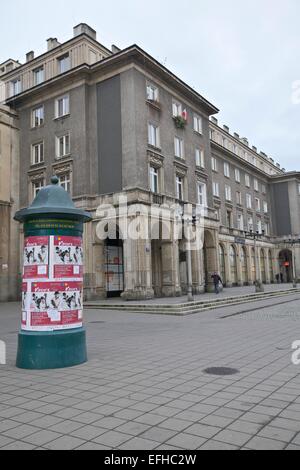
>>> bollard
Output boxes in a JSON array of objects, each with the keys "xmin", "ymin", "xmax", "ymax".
[{"xmin": 14, "ymin": 176, "xmax": 92, "ymax": 370}]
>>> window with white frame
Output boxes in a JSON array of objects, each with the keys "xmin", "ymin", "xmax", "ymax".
[
  {"xmin": 222, "ymin": 137, "xmax": 228, "ymax": 149},
  {"xmin": 254, "ymin": 178, "xmax": 259, "ymax": 191},
  {"xmin": 224, "ymin": 162, "xmax": 230, "ymax": 178},
  {"xmin": 263, "ymin": 201, "xmax": 268, "ymax": 213},
  {"xmin": 33, "ymin": 67, "xmax": 44, "ymax": 86},
  {"xmin": 150, "ymin": 166, "xmax": 159, "ymax": 193},
  {"xmin": 264, "ymin": 221, "xmax": 270, "ymax": 235},
  {"xmin": 31, "ymin": 106, "xmax": 44, "ymax": 128},
  {"xmin": 213, "ymin": 182, "xmax": 220, "ymax": 197},
  {"xmin": 211, "ymin": 157, "xmax": 218, "ymax": 172},
  {"xmin": 146, "ymin": 83, "xmax": 159, "ymax": 102},
  {"xmin": 10, "ymin": 78, "xmax": 22, "ymax": 96},
  {"xmin": 193, "ymin": 114, "xmax": 202, "ymax": 134},
  {"xmin": 195, "ymin": 148, "xmax": 204, "ymax": 168},
  {"xmin": 56, "ymin": 134, "xmax": 70, "ymax": 158},
  {"xmin": 248, "ymin": 216, "xmax": 253, "ymax": 231},
  {"xmin": 237, "ymin": 213, "xmax": 244, "ymax": 231},
  {"xmin": 58, "ymin": 54, "xmax": 70, "ymax": 74},
  {"xmin": 174, "ymin": 136, "xmax": 184, "ymax": 159},
  {"xmin": 55, "ymin": 95, "xmax": 69, "ymax": 118},
  {"xmin": 246, "ymin": 193, "xmax": 252, "ymax": 209},
  {"xmin": 176, "ymin": 175, "xmax": 184, "ymax": 201},
  {"xmin": 262, "ymin": 184, "xmax": 266, "ymax": 194},
  {"xmin": 148, "ymin": 123, "xmax": 160, "ymax": 148},
  {"xmin": 197, "ymin": 182, "xmax": 207, "ymax": 207},
  {"xmin": 31, "ymin": 142, "xmax": 44, "ymax": 165},
  {"xmin": 32, "ymin": 179, "xmax": 44, "ymax": 198},
  {"xmin": 236, "ymin": 191, "xmax": 242, "ymax": 205},
  {"xmin": 245, "ymin": 174, "xmax": 250, "ymax": 187},
  {"xmin": 58, "ymin": 173, "xmax": 71, "ymax": 193},
  {"xmin": 235, "ymin": 169, "xmax": 241, "ymax": 183},
  {"xmin": 172, "ymin": 101, "xmax": 182, "ymax": 117},
  {"xmin": 225, "ymin": 185, "xmax": 232, "ymax": 201},
  {"xmin": 255, "ymin": 197, "xmax": 261, "ymax": 212}
]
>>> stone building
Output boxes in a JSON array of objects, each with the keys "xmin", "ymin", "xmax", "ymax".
[
  {"xmin": 1, "ymin": 23, "xmax": 299, "ymax": 301},
  {"xmin": 0, "ymin": 105, "xmax": 20, "ymax": 301}
]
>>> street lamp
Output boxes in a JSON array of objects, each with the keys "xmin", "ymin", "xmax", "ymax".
[
  {"xmin": 244, "ymin": 229, "xmax": 265, "ymax": 293},
  {"xmin": 283, "ymin": 237, "xmax": 300, "ymax": 288}
]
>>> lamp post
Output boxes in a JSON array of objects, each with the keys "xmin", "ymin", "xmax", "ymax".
[
  {"xmin": 244, "ymin": 229, "xmax": 265, "ymax": 293},
  {"xmin": 283, "ymin": 237, "xmax": 300, "ymax": 288}
]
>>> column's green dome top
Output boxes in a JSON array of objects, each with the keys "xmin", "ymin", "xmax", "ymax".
[{"xmin": 14, "ymin": 176, "xmax": 92, "ymax": 223}]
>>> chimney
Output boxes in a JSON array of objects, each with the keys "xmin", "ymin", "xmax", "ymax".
[
  {"xmin": 233, "ymin": 132, "xmax": 240, "ymax": 139},
  {"xmin": 252, "ymin": 146, "xmax": 257, "ymax": 152},
  {"xmin": 111, "ymin": 45, "xmax": 121, "ymax": 54},
  {"xmin": 223, "ymin": 125, "xmax": 230, "ymax": 133},
  {"xmin": 73, "ymin": 23, "xmax": 97, "ymax": 40},
  {"xmin": 241, "ymin": 137, "xmax": 249, "ymax": 146},
  {"xmin": 210, "ymin": 117, "xmax": 218, "ymax": 125},
  {"xmin": 276, "ymin": 163, "xmax": 281, "ymax": 168},
  {"xmin": 47, "ymin": 38, "xmax": 60, "ymax": 51},
  {"xmin": 26, "ymin": 51, "xmax": 34, "ymax": 62}
]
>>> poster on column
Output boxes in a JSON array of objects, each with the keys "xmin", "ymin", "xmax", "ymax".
[
  {"xmin": 24, "ymin": 281, "xmax": 83, "ymax": 332},
  {"xmin": 21, "ymin": 282, "xmax": 28, "ymax": 327},
  {"xmin": 52, "ymin": 236, "xmax": 83, "ymax": 279},
  {"xmin": 23, "ymin": 236, "xmax": 49, "ymax": 279}
]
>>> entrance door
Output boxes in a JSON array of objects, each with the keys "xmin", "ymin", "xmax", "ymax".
[{"xmin": 105, "ymin": 239, "xmax": 124, "ymax": 298}]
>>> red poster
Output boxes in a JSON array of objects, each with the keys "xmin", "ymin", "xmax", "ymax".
[
  {"xmin": 53, "ymin": 236, "xmax": 83, "ymax": 279},
  {"xmin": 23, "ymin": 236, "xmax": 49, "ymax": 279},
  {"xmin": 26, "ymin": 281, "xmax": 83, "ymax": 331},
  {"xmin": 21, "ymin": 282, "xmax": 28, "ymax": 326}
]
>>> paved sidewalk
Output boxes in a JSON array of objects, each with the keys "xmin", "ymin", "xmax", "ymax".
[{"xmin": 1, "ymin": 294, "xmax": 300, "ymax": 450}]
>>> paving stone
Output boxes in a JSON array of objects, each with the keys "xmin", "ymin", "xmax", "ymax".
[
  {"xmin": 258, "ymin": 426, "xmax": 297, "ymax": 443},
  {"xmin": 185, "ymin": 423, "xmax": 222, "ymax": 439},
  {"xmin": 93, "ymin": 430, "xmax": 132, "ymax": 447},
  {"xmin": 213, "ymin": 429, "xmax": 252, "ymax": 447},
  {"xmin": 118, "ymin": 437, "xmax": 160, "ymax": 450},
  {"xmin": 23, "ymin": 430, "xmax": 63, "ymax": 446},
  {"xmin": 159, "ymin": 418, "xmax": 192, "ymax": 432},
  {"xmin": 44, "ymin": 435, "xmax": 87, "ymax": 450},
  {"xmin": 245, "ymin": 436, "xmax": 286, "ymax": 450},
  {"xmin": 165, "ymin": 433, "xmax": 206, "ymax": 450}
]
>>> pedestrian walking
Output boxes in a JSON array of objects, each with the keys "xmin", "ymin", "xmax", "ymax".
[{"xmin": 211, "ymin": 272, "xmax": 223, "ymax": 294}]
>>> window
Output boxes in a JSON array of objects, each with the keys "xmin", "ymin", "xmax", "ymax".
[
  {"xmin": 255, "ymin": 197, "xmax": 261, "ymax": 212},
  {"xmin": 148, "ymin": 123, "xmax": 160, "ymax": 148},
  {"xmin": 248, "ymin": 216, "xmax": 253, "ymax": 231},
  {"xmin": 31, "ymin": 142, "xmax": 44, "ymax": 165},
  {"xmin": 55, "ymin": 95, "xmax": 69, "ymax": 118},
  {"xmin": 213, "ymin": 182, "xmax": 220, "ymax": 197},
  {"xmin": 195, "ymin": 148, "xmax": 204, "ymax": 168},
  {"xmin": 236, "ymin": 191, "xmax": 242, "ymax": 205},
  {"xmin": 58, "ymin": 54, "xmax": 70, "ymax": 74},
  {"xmin": 10, "ymin": 78, "xmax": 22, "ymax": 96},
  {"xmin": 31, "ymin": 106, "xmax": 44, "ymax": 128},
  {"xmin": 32, "ymin": 179, "xmax": 44, "ymax": 198},
  {"xmin": 33, "ymin": 67, "xmax": 44, "ymax": 85},
  {"xmin": 222, "ymin": 137, "xmax": 227, "ymax": 149},
  {"xmin": 254, "ymin": 179, "xmax": 259, "ymax": 191},
  {"xmin": 172, "ymin": 101, "xmax": 182, "ymax": 117},
  {"xmin": 264, "ymin": 222, "xmax": 270, "ymax": 235},
  {"xmin": 262, "ymin": 184, "xmax": 266, "ymax": 194},
  {"xmin": 150, "ymin": 166, "xmax": 159, "ymax": 193},
  {"xmin": 226, "ymin": 211, "xmax": 232, "ymax": 228},
  {"xmin": 225, "ymin": 185, "xmax": 232, "ymax": 201},
  {"xmin": 193, "ymin": 114, "xmax": 202, "ymax": 134},
  {"xmin": 211, "ymin": 157, "xmax": 218, "ymax": 172},
  {"xmin": 257, "ymin": 219, "xmax": 262, "ymax": 233},
  {"xmin": 245, "ymin": 174, "xmax": 250, "ymax": 187},
  {"xmin": 58, "ymin": 173, "xmax": 71, "ymax": 193},
  {"xmin": 174, "ymin": 137, "xmax": 184, "ymax": 159},
  {"xmin": 176, "ymin": 175, "xmax": 184, "ymax": 201},
  {"xmin": 224, "ymin": 162, "xmax": 230, "ymax": 178},
  {"xmin": 263, "ymin": 201, "xmax": 268, "ymax": 213},
  {"xmin": 197, "ymin": 182, "xmax": 207, "ymax": 207},
  {"xmin": 246, "ymin": 193, "xmax": 252, "ymax": 209},
  {"xmin": 237, "ymin": 213, "xmax": 244, "ymax": 231},
  {"xmin": 146, "ymin": 83, "xmax": 159, "ymax": 102},
  {"xmin": 235, "ymin": 169, "xmax": 241, "ymax": 183},
  {"xmin": 56, "ymin": 134, "xmax": 70, "ymax": 158}
]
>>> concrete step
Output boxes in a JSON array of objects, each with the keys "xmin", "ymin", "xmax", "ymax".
[{"xmin": 85, "ymin": 288, "xmax": 300, "ymax": 316}]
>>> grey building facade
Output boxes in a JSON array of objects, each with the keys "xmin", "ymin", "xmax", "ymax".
[{"xmin": 1, "ymin": 24, "xmax": 300, "ymax": 300}]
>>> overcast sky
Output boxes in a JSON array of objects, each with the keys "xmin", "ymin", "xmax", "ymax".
[{"xmin": 1, "ymin": 0, "xmax": 299, "ymax": 170}]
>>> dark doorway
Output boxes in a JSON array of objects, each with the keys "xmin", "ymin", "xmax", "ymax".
[{"xmin": 105, "ymin": 234, "xmax": 124, "ymax": 298}]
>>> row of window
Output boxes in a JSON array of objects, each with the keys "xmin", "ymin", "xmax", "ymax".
[
  {"xmin": 148, "ymin": 123, "xmax": 204, "ymax": 167},
  {"xmin": 212, "ymin": 158, "xmax": 266, "ymax": 193},
  {"xmin": 212, "ymin": 182, "xmax": 268, "ymax": 213},
  {"xmin": 224, "ymin": 210, "xmax": 270, "ymax": 235},
  {"xmin": 32, "ymin": 133, "xmax": 70, "ymax": 164},
  {"xmin": 32, "ymin": 173, "xmax": 71, "ymax": 197},
  {"xmin": 32, "ymin": 95, "xmax": 69, "ymax": 128},
  {"xmin": 10, "ymin": 55, "xmax": 70, "ymax": 96}
]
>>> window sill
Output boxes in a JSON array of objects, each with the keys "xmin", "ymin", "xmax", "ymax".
[
  {"xmin": 31, "ymin": 124, "xmax": 45, "ymax": 130},
  {"xmin": 146, "ymin": 100, "xmax": 161, "ymax": 111},
  {"xmin": 53, "ymin": 114, "xmax": 70, "ymax": 122},
  {"xmin": 148, "ymin": 144, "xmax": 161, "ymax": 152},
  {"xmin": 193, "ymin": 130, "xmax": 203, "ymax": 137},
  {"xmin": 30, "ymin": 162, "xmax": 45, "ymax": 168}
]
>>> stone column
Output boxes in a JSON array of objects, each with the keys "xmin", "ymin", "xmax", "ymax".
[
  {"xmin": 224, "ymin": 243, "xmax": 232, "ymax": 287},
  {"xmin": 161, "ymin": 240, "xmax": 181, "ymax": 297},
  {"xmin": 265, "ymin": 248, "xmax": 271, "ymax": 284},
  {"xmin": 192, "ymin": 247, "xmax": 205, "ymax": 294},
  {"xmin": 236, "ymin": 244, "xmax": 243, "ymax": 287}
]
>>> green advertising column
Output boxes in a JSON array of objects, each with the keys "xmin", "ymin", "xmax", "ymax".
[{"xmin": 14, "ymin": 176, "xmax": 92, "ymax": 370}]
